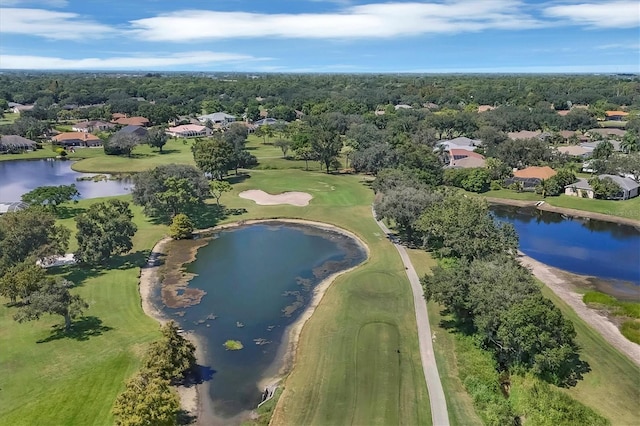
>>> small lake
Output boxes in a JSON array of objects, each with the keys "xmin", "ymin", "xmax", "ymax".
[
  {"xmin": 0, "ymin": 159, "xmax": 131, "ymax": 202},
  {"xmin": 491, "ymin": 205, "xmax": 640, "ymax": 290},
  {"xmin": 157, "ymin": 222, "xmax": 366, "ymax": 421}
]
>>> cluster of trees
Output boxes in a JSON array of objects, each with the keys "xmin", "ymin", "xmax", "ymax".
[
  {"xmin": 414, "ymin": 191, "xmax": 584, "ymax": 386},
  {"xmin": 21, "ymin": 184, "xmax": 79, "ymax": 210},
  {"xmin": 191, "ymin": 123, "xmax": 256, "ymax": 178},
  {"xmin": 112, "ymin": 321, "xmax": 196, "ymax": 426},
  {"xmin": 104, "ymin": 128, "xmax": 168, "ymax": 157},
  {"xmin": 535, "ymin": 169, "xmax": 578, "ymax": 197}
]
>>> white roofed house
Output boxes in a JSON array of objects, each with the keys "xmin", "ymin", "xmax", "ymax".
[
  {"xmin": 71, "ymin": 120, "xmax": 115, "ymax": 133},
  {"xmin": 166, "ymin": 124, "xmax": 212, "ymax": 138},
  {"xmin": 565, "ymin": 175, "xmax": 639, "ymax": 200},
  {"xmin": 198, "ymin": 112, "xmax": 236, "ymax": 127}
]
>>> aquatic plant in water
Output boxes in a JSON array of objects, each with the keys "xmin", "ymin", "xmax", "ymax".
[{"xmin": 224, "ymin": 340, "xmax": 244, "ymax": 350}]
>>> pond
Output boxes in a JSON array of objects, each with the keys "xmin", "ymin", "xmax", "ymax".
[
  {"xmin": 0, "ymin": 159, "xmax": 131, "ymax": 202},
  {"xmin": 156, "ymin": 222, "xmax": 367, "ymax": 422},
  {"xmin": 491, "ymin": 205, "xmax": 640, "ymax": 290}
]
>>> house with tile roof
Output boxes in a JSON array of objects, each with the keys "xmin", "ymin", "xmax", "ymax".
[
  {"xmin": 72, "ymin": 120, "xmax": 115, "ymax": 133},
  {"xmin": 53, "ymin": 132, "xmax": 102, "ymax": 147},
  {"xmin": 565, "ymin": 175, "xmax": 639, "ymax": 200},
  {"xmin": 198, "ymin": 112, "xmax": 236, "ymax": 126},
  {"xmin": 113, "ymin": 116, "xmax": 150, "ymax": 127},
  {"xmin": 505, "ymin": 166, "xmax": 557, "ymax": 190},
  {"xmin": 115, "ymin": 125, "xmax": 148, "ymax": 139},
  {"xmin": 605, "ymin": 111, "xmax": 629, "ymax": 121},
  {"xmin": 0, "ymin": 135, "xmax": 37, "ymax": 152}
]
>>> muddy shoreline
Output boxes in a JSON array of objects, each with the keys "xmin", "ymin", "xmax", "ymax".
[{"xmin": 139, "ymin": 219, "xmax": 369, "ymax": 425}]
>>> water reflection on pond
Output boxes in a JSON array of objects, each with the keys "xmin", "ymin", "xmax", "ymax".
[
  {"xmin": 0, "ymin": 159, "xmax": 131, "ymax": 201},
  {"xmin": 156, "ymin": 222, "xmax": 367, "ymax": 422},
  {"xmin": 490, "ymin": 205, "xmax": 640, "ymax": 286}
]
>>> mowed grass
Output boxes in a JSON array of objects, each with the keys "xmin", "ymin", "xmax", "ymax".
[
  {"xmin": 0, "ymin": 196, "xmax": 167, "ymax": 425},
  {"xmin": 0, "ymin": 171, "xmax": 430, "ymax": 425},
  {"xmin": 222, "ymin": 170, "xmax": 431, "ymax": 425}
]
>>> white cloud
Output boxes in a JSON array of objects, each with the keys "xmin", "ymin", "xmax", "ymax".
[
  {"xmin": 0, "ymin": 51, "xmax": 265, "ymax": 69},
  {"xmin": 0, "ymin": 8, "xmax": 115, "ymax": 40},
  {"xmin": 130, "ymin": 1, "xmax": 543, "ymax": 41},
  {"xmin": 595, "ymin": 43, "xmax": 640, "ymax": 50},
  {"xmin": 544, "ymin": 1, "xmax": 640, "ymax": 28},
  {"xmin": 0, "ymin": 0, "xmax": 68, "ymax": 7}
]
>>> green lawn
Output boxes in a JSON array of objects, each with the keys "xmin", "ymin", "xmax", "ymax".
[
  {"xmin": 0, "ymin": 196, "xmax": 166, "ymax": 425},
  {"xmin": 0, "ymin": 171, "xmax": 431, "ymax": 425},
  {"xmin": 0, "ymin": 112, "xmax": 19, "ymax": 125}
]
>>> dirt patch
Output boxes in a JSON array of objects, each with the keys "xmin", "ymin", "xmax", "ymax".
[
  {"xmin": 239, "ymin": 190, "xmax": 312, "ymax": 206},
  {"xmin": 518, "ymin": 252, "xmax": 640, "ymax": 366}
]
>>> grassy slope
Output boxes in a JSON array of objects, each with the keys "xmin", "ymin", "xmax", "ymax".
[{"xmin": 0, "ymin": 196, "xmax": 166, "ymax": 425}]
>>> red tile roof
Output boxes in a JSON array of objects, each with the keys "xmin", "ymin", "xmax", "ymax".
[
  {"xmin": 449, "ymin": 149, "xmax": 485, "ymax": 159},
  {"xmin": 605, "ymin": 111, "xmax": 628, "ymax": 117},
  {"xmin": 513, "ymin": 166, "xmax": 557, "ymax": 180},
  {"xmin": 53, "ymin": 132, "xmax": 101, "ymax": 142},
  {"xmin": 113, "ymin": 116, "xmax": 150, "ymax": 126}
]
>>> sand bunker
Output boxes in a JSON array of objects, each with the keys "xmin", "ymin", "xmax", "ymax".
[{"xmin": 239, "ymin": 190, "xmax": 312, "ymax": 206}]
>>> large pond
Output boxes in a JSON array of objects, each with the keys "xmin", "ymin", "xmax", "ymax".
[
  {"xmin": 156, "ymin": 222, "xmax": 367, "ymax": 422},
  {"xmin": 0, "ymin": 159, "xmax": 131, "ymax": 202},
  {"xmin": 491, "ymin": 205, "xmax": 640, "ymax": 291}
]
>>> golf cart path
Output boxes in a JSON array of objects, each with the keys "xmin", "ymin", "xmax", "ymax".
[{"xmin": 373, "ymin": 207, "xmax": 450, "ymax": 426}]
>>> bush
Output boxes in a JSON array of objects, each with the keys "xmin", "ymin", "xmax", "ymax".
[
  {"xmin": 490, "ymin": 180, "xmax": 502, "ymax": 191},
  {"xmin": 621, "ymin": 320, "xmax": 640, "ymax": 344},
  {"xmin": 168, "ymin": 214, "xmax": 193, "ymax": 240}
]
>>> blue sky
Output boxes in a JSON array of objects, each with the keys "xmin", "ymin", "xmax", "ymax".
[{"xmin": 0, "ymin": 0, "xmax": 638, "ymax": 72}]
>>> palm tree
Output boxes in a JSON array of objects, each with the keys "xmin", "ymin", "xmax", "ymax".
[{"xmin": 620, "ymin": 131, "xmax": 639, "ymax": 154}]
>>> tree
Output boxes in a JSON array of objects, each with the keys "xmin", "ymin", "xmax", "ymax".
[
  {"xmin": 274, "ymin": 139, "xmax": 291, "ymax": 158},
  {"xmin": 607, "ymin": 152, "xmax": 640, "ymax": 182},
  {"xmin": 156, "ymin": 177, "xmax": 202, "ymax": 218},
  {"xmin": 192, "ymin": 137, "xmax": 234, "ymax": 180},
  {"xmin": 21, "ymin": 184, "xmax": 79, "ymax": 210},
  {"xmin": 417, "ymin": 191, "xmax": 517, "ymax": 260},
  {"xmin": 75, "ymin": 200, "xmax": 137, "ymax": 265},
  {"xmin": 14, "ymin": 278, "xmax": 88, "ymax": 332},
  {"xmin": 592, "ymin": 140, "xmax": 614, "ymax": 160},
  {"xmin": 351, "ymin": 143, "xmax": 398, "ymax": 175},
  {"xmin": 485, "ymin": 157, "xmax": 511, "ymax": 180},
  {"xmin": 461, "ymin": 168, "xmax": 491, "ymax": 193},
  {"xmin": 0, "ymin": 260, "xmax": 46, "ymax": 304},
  {"xmin": 620, "ymin": 130, "xmax": 639, "ymax": 154},
  {"xmin": 132, "ymin": 164, "xmax": 210, "ymax": 219},
  {"xmin": 0, "ymin": 207, "xmax": 70, "ymax": 275},
  {"xmin": 105, "ymin": 133, "xmax": 139, "ymax": 157},
  {"xmin": 143, "ymin": 321, "xmax": 196, "ymax": 383},
  {"xmin": 588, "ymin": 176, "xmax": 622, "ymax": 199},
  {"xmin": 112, "ymin": 372, "xmax": 180, "ymax": 426},
  {"xmin": 374, "ymin": 185, "xmax": 442, "ymax": 242},
  {"xmin": 169, "ymin": 214, "xmax": 194, "ymax": 240},
  {"xmin": 210, "ymin": 180, "xmax": 232, "ymax": 206},
  {"xmin": 145, "ymin": 127, "xmax": 168, "ymax": 153}
]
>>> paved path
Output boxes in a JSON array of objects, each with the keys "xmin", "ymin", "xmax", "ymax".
[{"xmin": 373, "ymin": 207, "xmax": 450, "ymax": 426}]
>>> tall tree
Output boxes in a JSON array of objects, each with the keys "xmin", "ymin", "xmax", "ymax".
[
  {"xmin": 209, "ymin": 180, "xmax": 232, "ymax": 206},
  {"xmin": 14, "ymin": 278, "xmax": 88, "ymax": 332},
  {"xmin": 192, "ymin": 138, "xmax": 234, "ymax": 180},
  {"xmin": 143, "ymin": 321, "xmax": 196, "ymax": 383},
  {"xmin": 0, "ymin": 207, "xmax": 70, "ymax": 275},
  {"xmin": 75, "ymin": 200, "xmax": 137, "ymax": 265},
  {"xmin": 156, "ymin": 177, "xmax": 202, "ymax": 218},
  {"xmin": 112, "ymin": 373, "xmax": 180, "ymax": 426},
  {"xmin": 0, "ymin": 260, "xmax": 46, "ymax": 304},
  {"xmin": 21, "ymin": 184, "xmax": 79, "ymax": 211},
  {"xmin": 145, "ymin": 127, "xmax": 168, "ymax": 153},
  {"xmin": 105, "ymin": 133, "xmax": 139, "ymax": 157}
]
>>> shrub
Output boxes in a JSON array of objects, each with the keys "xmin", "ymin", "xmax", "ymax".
[
  {"xmin": 621, "ymin": 320, "xmax": 640, "ymax": 344},
  {"xmin": 490, "ymin": 180, "xmax": 502, "ymax": 191},
  {"xmin": 168, "ymin": 213, "xmax": 194, "ymax": 240}
]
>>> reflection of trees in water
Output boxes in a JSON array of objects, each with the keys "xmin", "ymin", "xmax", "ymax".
[{"xmin": 581, "ymin": 219, "xmax": 639, "ymax": 241}]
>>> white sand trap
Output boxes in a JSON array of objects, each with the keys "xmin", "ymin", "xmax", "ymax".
[{"xmin": 239, "ymin": 190, "xmax": 312, "ymax": 206}]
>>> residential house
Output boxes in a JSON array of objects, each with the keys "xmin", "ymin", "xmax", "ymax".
[
  {"xmin": 113, "ymin": 116, "xmax": 150, "ymax": 127},
  {"xmin": 446, "ymin": 149, "xmax": 485, "ymax": 166},
  {"xmin": 556, "ymin": 110, "xmax": 571, "ymax": 116},
  {"xmin": 394, "ymin": 104, "xmax": 413, "ymax": 110},
  {"xmin": 557, "ymin": 145, "xmax": 593, "ymax": 158},
  {"xmin": 505, "ymin": 166, "xmax": 557, "ymax": 190},
  {"xmin": 581, "ymin": 140, "xmax": 622, "ymax": 152},
  {"xmin": 507, "ymin": 130, "xmax": 550, "ymax": 141},
  {"xmin": 116, "ymin": 125, "xmax": 148, "ymax": 139},
  {"xmin": 423, "ymin": 102, "xmax": 440, "ymax": 110},
  {"xmin": 253, "ymin": 118, "xmax": 278, "ymax": 127},
  {"xmin": 72, "ymin": 120, "xmax": 115, "ymax": 133},
  {"xmin": 198, "ymin": 112, "xmax": 236, "ymax": 126},
  {"xmin": 449, "ymin": 154, "xmax": 486, "ymax": 168},
  {"xmin": 111, "ymin": 113, "xmax": 127, "ymax": 120},
  {"xmin": 166, "ymin": 124, "xmax": 211, "ymax": 138},
  {"xmin": 0, "ymin": 202, "xmax": 29, "ymax": 214},
  {"xmin": 436, "ymin": 137, "xmax": 483, "ymax": 153},
  {"xmin": 11, "ymin": 104, "xmax": 34, "ymax": 114},
  {"xmin": 0, "ymin": 135, "xmax": 37, "ymax": 152},
  {"xmin": 587, "ymin": 128, "xmax": 626, "ymax": 139},
  {"xmin": 565, "ymin": 175, "xmax": 639, "ymax": 200},
  {"xmin": 605, "ymin": 111, "xmax": 629, "ymax": 121},
  {"xmin": 53, "ymin": 132, "xmax": 103, "ymax": 147}
]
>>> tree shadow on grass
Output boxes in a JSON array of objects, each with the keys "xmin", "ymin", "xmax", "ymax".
[
  {"xmin": 226, "ymin": 173, "xmax": 251, "ymax": 185},
  {"xmin": 56, "ymin": 204, "xmax": 86, "ymax": 219},
  {"xmin": 37, "ymin": 316, "xmax": 113, "ymax": 343},
  {"xmin": 57, "ymin": 250, "xmax": 151, "ymax": 286},
  {"xmin": 158, "ymin": 149, "xmax": 180, "ymax": 155}
]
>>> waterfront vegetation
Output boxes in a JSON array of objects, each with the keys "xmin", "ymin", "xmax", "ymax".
[
  {"xmin": 583, "ymin": 291, "xmax": 640, "ymax": 344},
  {"xmin": 1, "ymin": 73, "xmax": 639, "ymax": 425}
]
